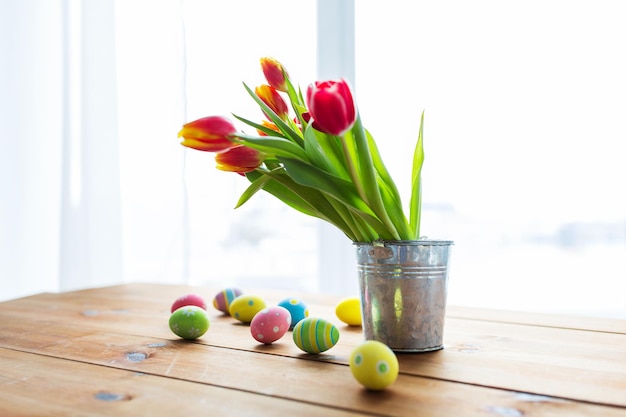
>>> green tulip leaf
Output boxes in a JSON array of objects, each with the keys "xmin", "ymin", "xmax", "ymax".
[
  {"xmin": 234, "ymin": 133, "xmax": 309, "ymax": 162},
  {"xmin": 348, "ymin": 115, "xmax": 401, "ymax": 239},
  {"xmin": 235, "ymin": 173, "xmax": 271, "ymax": 209},
  {"xmin": 303, "ymin": 126, "xmax": 349, "ymax": 180},
  {"xmin": 279, "ymin": 157, "xmax": 393, "ymax": 239},
  {"xmin": 365, "ymin": 129, "xmax": 413, "ymax": 239},
  {"xmin": 244, "ymin": 169, "xmax": 359, "ymax": 241},
  {"xmin": 232, "ymin": 114, "xmax": 287, "ymax": 139},
  {"xmin": 409, "ymin": 111, "xmax": 425, "ymax": 238}
]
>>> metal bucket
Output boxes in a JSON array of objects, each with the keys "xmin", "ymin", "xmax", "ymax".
[{"xmin": 355, "ymin": 240, "xmax": 453, "ymax": 352}]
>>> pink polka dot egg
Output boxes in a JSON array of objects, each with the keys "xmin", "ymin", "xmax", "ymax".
[
  {"xmin": 171, "ymin": 293, "xmax": 207, "ymax": 313},
  {"xmin": 250, "ymin": 306, "xmax": 292, "ymax": 344}
]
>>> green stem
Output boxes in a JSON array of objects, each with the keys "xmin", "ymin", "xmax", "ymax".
[
  {"xmin": 351, "ymin": 114, "xmax": 401, "ymax": 240},
  {"xmin": 339, "ymin": 135, "xmax": 367, "ymax": 202},
  {"xmin": 326, "ymin": 198, "xmax": 366, "ymax": 241}
]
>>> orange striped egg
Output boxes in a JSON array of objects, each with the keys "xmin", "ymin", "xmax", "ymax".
[{"xmin": 292, "ymin": 317, "xmax": 340, "ymax": 354}]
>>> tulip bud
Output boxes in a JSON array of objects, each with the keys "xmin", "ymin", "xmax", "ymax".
[
  {"xmin": 260, "ymin": 57, "xmax": 289, "ymax": 92},
  {"xmin": 256, "ymin": 119, "xmax": 280, "ymax": 136},
  {"xmin": 215, "ymin": 145, "xmax": 264, "ymax": 174},
  {"xmin": 178, "ymin": 116, "xmax": 237, "ymax": 152},
  {"xmin": 255, "ymin": 84, "xmax": 289, "ymax": 121},
  {"xmin": 306, "ymin": 79, "xmax": 356, "ymax": 136}
]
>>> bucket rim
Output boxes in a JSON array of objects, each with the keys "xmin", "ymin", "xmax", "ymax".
[{"xmin": 353, "ymin": 239, "xmax": 454, "ymax": 246}]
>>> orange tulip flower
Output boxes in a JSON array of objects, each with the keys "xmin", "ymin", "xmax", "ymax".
[
  {"xmin": 260, "ymin": 57, "xmax": 289, "ymax": 92},
  {"xmin": 255, "ymin": 84, "xmax": 289, "ymax": 121}
]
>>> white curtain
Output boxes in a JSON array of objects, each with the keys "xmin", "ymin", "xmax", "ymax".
[
  {"xmin": 0, "ymin": 0, "xmax": 325, "ymax": 301},
  {"xmin": 2, "ymin": 1, "xmax": 67, "ymax": 298},
  {"xmin": 1, "ymin": 0, "xmax": 125, "ymax": 298}
]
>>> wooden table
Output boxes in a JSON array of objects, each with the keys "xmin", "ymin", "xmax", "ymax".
[{"xmin": 1, "ymin": 283, "xmax": 625, "ymax": 416}]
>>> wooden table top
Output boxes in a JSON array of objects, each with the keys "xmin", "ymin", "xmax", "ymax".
[{"xmin": 1, "ymin": 283, "xmax": 625, "ymax": 416}]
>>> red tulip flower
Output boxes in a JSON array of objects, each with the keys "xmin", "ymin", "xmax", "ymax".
[
  {"xmin": 306, "ymin": 79, "xmax": 356, "ymax": 136},
  {"xmin": 255, "ymin": 84, "xmax": 289, "ymax": 121},
  {"xmin": 178, "ymin": 116, "xmax": 237, "ymax": 152},
  {"xmin": 215, "ymin": 145, "xmax": 264, "ymax": 174},
  {"xmin": 260, "ymin": 57, "xmax": 289, "ymax": 92}
]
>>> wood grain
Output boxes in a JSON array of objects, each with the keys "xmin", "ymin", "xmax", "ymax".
[
  {"xmin": 1, "ymin": 283, "xmax": 625, "ymax": 417},
  {"xmin": 0, "ymin": 348, "xmax": 363, "ymax": 417}
]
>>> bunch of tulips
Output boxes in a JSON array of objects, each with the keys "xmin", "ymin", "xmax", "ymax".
[{"xmin": 178, "ymin": 57, "xmax": 425, "ymax": 243}]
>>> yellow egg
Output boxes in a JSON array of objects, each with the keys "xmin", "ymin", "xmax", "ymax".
[
  {"xmin": 349, "ymin": 340, "xmax": 399, "ymax": 390},
  {"xmin": 228, "ymin": 294, "xmax": 266, "ymax": 323},
  {"xmin": 335, "ymin": 297, "xmax": 362, "ymax": 326}
]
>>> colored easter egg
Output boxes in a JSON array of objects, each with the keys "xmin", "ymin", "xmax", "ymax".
[
  {"xmin": 250, "ymin": 306, "xmax": 292, "ymax": 344},
  {"xmin": 212, "ymin": 288, "xmax": 244, "ymax": 315},
  {"xmin": 169, "ymin": 305, "xmax": 210, "ymax": 340},
  {"xmin": 277, "ymin": 297, "xmax": 309, "ymax": 329},
  {"xmin": 335, "ymin": 297, "xmax": 362, "ymax": 326},
  {"xmin": 350, "ymin": 340, "xmax": 399, "ymax": 390},
  {"xmin": 292, "ymin": 317, "xmax": 340, "ymax": 354},
  {"xmin": 171, "ymin": 293, "xmax": 207, "ymax": 313},
  {"xmin": 228, "ymin": 294, "xmax": 266, "ymax": 323}
]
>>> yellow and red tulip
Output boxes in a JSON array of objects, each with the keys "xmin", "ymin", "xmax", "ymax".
[
  {"xmin": 178, "ymin": 116, "xmax": 237, "ymax": 152},
  {"xmin": 306, "ymin": 79, "xmax": 356, "ymax": 136},
  {"xmin": 260, "ymin": 57, "xmax": 289, "ymax": 92},
  {"xmin": 255, "ymin": 84, "xmax": 289, "ymax": 121},
  {"xmin": 215, "ymin": 145, "xmax": 264, "ymax": 174},
  {"xmin": 256, "ymin": 119, "xmax": 281, "ymax": 136}
]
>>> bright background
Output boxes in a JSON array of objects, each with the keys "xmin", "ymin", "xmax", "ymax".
[{"xmin": 1, "ymin": 0, "xmax": 625, "ymax": 318}]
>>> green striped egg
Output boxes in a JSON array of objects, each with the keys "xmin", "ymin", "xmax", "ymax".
[{"xmin": 292, "ymin": 317, "xmax": 340, "ymax": 354}]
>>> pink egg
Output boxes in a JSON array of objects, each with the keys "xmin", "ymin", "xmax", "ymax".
[
  {"xmin": 171, "ymin": 293, "xmax": 207, "ymax": 313},
  {"xmin": 250, "ymin": 306, "xmax": 292, "ymax": 344}
]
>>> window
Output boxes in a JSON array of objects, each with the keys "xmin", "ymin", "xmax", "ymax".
[
  {"xmin": 354, "ymin": 0, "xmax": 626, "ymax": 316},
  {"xmin": 3, "ymin": 1, "xmax": 624, "ymax": 318}
]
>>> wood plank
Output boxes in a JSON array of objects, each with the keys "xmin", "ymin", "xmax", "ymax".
[
  {"xmin": 64, "ymin": 283, "xmax": 626, "ymax": 333},
  {"xmin": 6, "ymin": 282, "xmax": 625, "ymax": 334},
  {"xmin": 1, "ymin": 332, "xmax": 624, "ymax": 417},
  {"xmin": 447, "ymin": 305, "xmax": 626, "ymax": 334},
  {"xmin": 0, "ymin": 348, "xmax": 364, "ymax": 417},
  {"xmin": 2, "ymin": 287, "xmax": 626, "ymax": 407}
]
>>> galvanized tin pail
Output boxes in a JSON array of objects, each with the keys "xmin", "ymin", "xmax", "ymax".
[{"xmin": 355, "ymin": 240, "xmax": 453, "ymax": 352}]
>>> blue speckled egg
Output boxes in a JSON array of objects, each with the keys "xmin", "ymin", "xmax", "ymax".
[
  {"xmin": 228, "ymin": 294, "xmax": 266, "ymax": 323},
  {"xmin": 292, "ymin": 317, "xmax": 340, "ymax": 354},
  {"xmin": 277, "ymin": 297, "xmax": 309, "ymax": 329}
]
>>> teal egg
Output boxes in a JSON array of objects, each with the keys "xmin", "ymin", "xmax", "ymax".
[
  {"xmin": 292, "ymin": 317, "xmax": 340, "ymax": 354},
  {"xmin": 277, "ymin": 297, "xmax": 309, "ymax": 329}
]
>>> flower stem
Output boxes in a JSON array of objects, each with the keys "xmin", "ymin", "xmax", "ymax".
[
  {"xmin": 351, "ymin": 114, "xmax": 401, "ymax": 240},
  {"xmin": 339, "ymin": 135, "xmax": 367, "ymax": 202}
]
